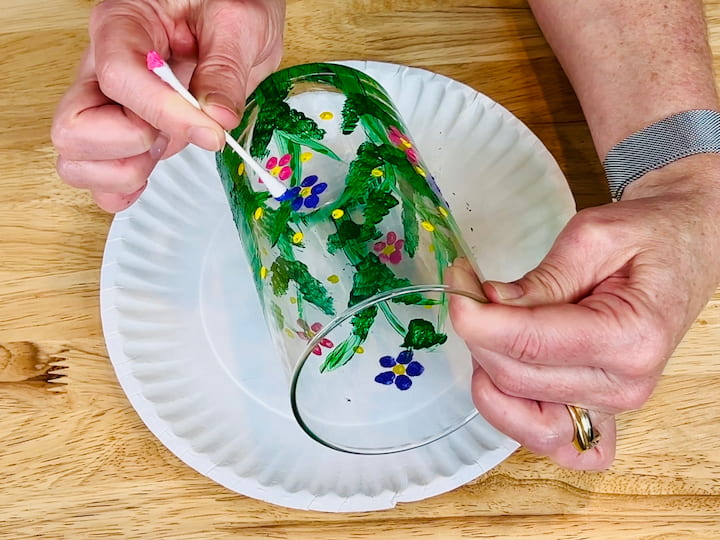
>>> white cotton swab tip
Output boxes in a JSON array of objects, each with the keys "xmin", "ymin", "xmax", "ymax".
[{"xmin": 146, "ymin": 51, "xmax": 288, "ymax": 199}]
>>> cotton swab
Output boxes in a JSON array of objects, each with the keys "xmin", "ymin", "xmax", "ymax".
[{"xmin": 146, "ymin": 51, "xmax": 288, "ymax": 199}]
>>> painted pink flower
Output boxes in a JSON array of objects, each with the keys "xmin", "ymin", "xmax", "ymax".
[
  {"xmin": 373, "ymin": 231, "xmax": 404, "ymax": 264},
  {"xmin": 388, "ymin": 126, "xmax": 419, "ymax": 164},
  {"xmin": 264, "ymin": 153, "xmax": 293, "ymax": 182},
  {"xmin": 296, "ymin": 319, "xmax": 334, "ymax": 356}
]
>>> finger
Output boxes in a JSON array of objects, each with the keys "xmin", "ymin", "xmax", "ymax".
[
  {"xmin": 92, "ymin": 186, "xmax": 147, "ymax": 213},
  {"xmin": 192, "ymin": 0, "xmax": 283, "ymax": 129},
  {"xmin": 245, "ymin": 40, "xmax": 284, "ymax": 99},
  {"xmin": 447, "ymin": 260, "xmax": 650, "ymax": 372},
  {"xmin": 52, "ymin": 49, "xmax": 159, "ymax": 161},
  {"xmin": 483, "ymin": 208, "xmax": 634, "ymax": 306},
  {"xmin": 471, "ymin": 366, "xmax": 616, "ymax": 470},
  {"xmin": 550, "ymin": 416, "xmax": 616, "ymax": 471},
  {"xmin": 445, "ymin": 257, "xmax": 485, "ymax": 296},
  {"xmin": 56, "ymin": 149, "xmax": 159, "ymax": 193},
  {"xmin": 469, "ymin": 344, "xmax": 624, "ymax": 411},
  {"xmin": 91, "ymin": 10, "xmax": 225, "ymax": 150}
]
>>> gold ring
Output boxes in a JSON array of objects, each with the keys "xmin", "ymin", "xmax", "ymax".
[{"xmin": 566, "ymin": 405, "xmax": 601, "ymax": 452}]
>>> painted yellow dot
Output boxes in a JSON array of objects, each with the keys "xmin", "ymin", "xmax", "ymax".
[
  {"xmin": 261, "ymin": 248, "xmax": 269, "ymax": 256},
  {"xmin": 332, "ymin": 209, "xmax": 345, "ymax": 219},
  {"xmin": 428, "ymin": 243, "xmax": 436, "ymax": 253},
  {"xmin": 285, "ymin": 328, "xmax": 295, "ymax": 338},
  {"xmin": 421, "ymin": 221, "xmax": 435, "ymax": 232},
  {"xmin": 253, "ymin": 207, "xmax": 264, "ymax": 220},
  {"xmin": 414, "ymin": 166, "xmax": 427, "ymax": 177},
  {"xmin": 300, "ymin": 151, "xmax": 313, "ymax": 162},
  {"xmin": 319, "ymin": 111, "xmax": 334, "ymax": 120},
  {"xmin": 259, "ymin": 266, "xmax": 268, "ymax": 279},
  {"xmin": 401, "ymin": 139, "xmax": 413, "ymax": 149},
  {"xmin": 371, "ymin": 168, "xmax": 383, "ymax": 177},
  {"xmin": 354, "ymin": 346, "xmax": 365, "ymax": 354},
  {"xmin": 438, "ymin": 206, "xmax": 449, "ymax": 218},
  {"xmin": 392, "ymin": 364, "xmax": 406, "ymax": 375},
  {"xmin": 327, "ymin": 274, "xmax": 340, "ymax": 283},
  {"xmin": 292, "ymin": 231, "xmax": 304, "ymax": 244},
  {"xmin": 237, "ymin": 162, "xmax": 245, "ymax": 175},
  {"xmin": 424, "ymin": 304, "xmax": 434, "ymax": 309},
  {"xmin": 290, "ymin": 297, "xmax": 297, "ymax": 304}
]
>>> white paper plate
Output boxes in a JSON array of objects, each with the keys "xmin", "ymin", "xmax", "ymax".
[{"xmin": 100, "ymin": 60, "xmax": 576, "ymax": 512}]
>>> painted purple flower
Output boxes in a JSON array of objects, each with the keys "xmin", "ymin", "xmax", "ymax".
[
  {"xmin": 373, "ymin": 231, "xmax": 404, "ymax": 264},
  {"xmin": 374, "ymin": 350, "xmax": 424, "ymax": 390},
  {"xmin": 296, "ymin": 319, "xmax": 334, "ymax": 356},
  {"xmin": 285, "ymin": 174, "xmax": 328, "ymax": 211},
  {"xmin": 388, "ymin": 126, "xmax": 419, "ymax": 164},
  {"xmin": 265, "ymin": 153, "xmax": 293, "ymax": 181}
]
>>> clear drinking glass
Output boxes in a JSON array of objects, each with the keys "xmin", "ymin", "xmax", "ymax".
[{"xmin": 216, "ymin": 63, "xmax": 487, "ymax": 454}]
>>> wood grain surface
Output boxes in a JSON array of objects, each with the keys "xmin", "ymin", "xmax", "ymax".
[{"xmin": 1, "ymin": 0, "xmax": 719, "ymax": 537}]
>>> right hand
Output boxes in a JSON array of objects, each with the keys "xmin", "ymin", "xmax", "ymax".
[{"xmin": 52, "ymin": 0, "xmax": 285, "ymax": 212}]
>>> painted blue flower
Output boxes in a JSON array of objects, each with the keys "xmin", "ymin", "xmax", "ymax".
[
  {"xmin": 284, "ymin": 174, "xmax": 328, "ymax": 211},
  {"xmin": 374, "ymin": 350, "xmax": 424, "ymax": 391}
]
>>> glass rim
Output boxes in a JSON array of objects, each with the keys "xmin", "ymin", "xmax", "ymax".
[{"xmin": 289, "ymin": 283, "xmax": 485, "ymax": 455}]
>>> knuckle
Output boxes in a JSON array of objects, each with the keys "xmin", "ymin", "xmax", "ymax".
[
  {"xmin": 55, "ymin": 157, "xmax": 82, "ymax": 187},
  {"xmin": 561, "ymin": 208, "xmax": 617, "ymax": 262},
  {"xmin": 95, "ymin": 58, "xmax": 127, "ymax": 104},
  {"xmin": 88, "ymin": 2, "xmax": 109, "ymax": 35},
  {"xmin": 571, "ymin": 208, "xmax": 614, "ymax": 246},
  {"xmin": 507, "ymin": 326, "xmax": 543, "ymax": 362},
  {"xmin": 50, "ymin": 119, "xmax": 73, "ymax": 155},
  {"xmin": 613, "ymin": 380, "xmax": 655, "ymax": 410},
  {"xmin": 490, "ymin": 367, "xmax": 521, "ymax": 397},
  {"xmin": 618, "ymin": 325, "xmax": 669, "ymax": 379},
  {"xmin": 112, "ymin": 159, "xmax": 151, "ymax": 192},
  {"xmin": 448, "ymin": 297, "xmax": 479, "ymax": 343},
  {"xmin": 528, "ymin": 261, "xmax": 570, "ymax": 300},
  {"xmin": 525, "ymin": 425, "xmax": 563, "ymax": 456}
]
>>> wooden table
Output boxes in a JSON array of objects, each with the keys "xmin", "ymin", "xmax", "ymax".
[{"xmin": 2, "ymin": 1, "xmax": 719, "ymax": 537}]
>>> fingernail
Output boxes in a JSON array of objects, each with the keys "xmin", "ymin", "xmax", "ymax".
[
  {"xmin": 188, "ymin": 125, "xmax": 224, "ymax": 151},
  {"xmin": 202, "ymin": 92, "xmax": 240, "ymax": 126},
  {"xmin": 452, "ymin": 257, "xmax": 472, "ymax": 270},
  {"xmin": 487, "ymin": 281, "xmax": 524, "ymax": 300},
  {"xmin": 149, "ymin": 133, "xmax": 169, "ymax": 160}
]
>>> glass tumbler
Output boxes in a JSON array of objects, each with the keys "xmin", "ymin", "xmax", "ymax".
[{"xmin": 216, "ymin": 63, "xmax": 487, "ymax": 454}]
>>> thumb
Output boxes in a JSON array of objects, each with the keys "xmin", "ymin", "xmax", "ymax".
[
  {"xmin": 482, "ymin": 213, "xmax": 631, "ymax": 307},
  {"xmin": 191, "ymin": 1, "xmax": 282, "ymax": 130}
]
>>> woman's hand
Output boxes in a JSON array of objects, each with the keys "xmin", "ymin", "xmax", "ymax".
[
  {"xmin": 447, "ymin": 154, "xmax": 720, "ymax": 470},
  {"xmin": 52, "ymin": 0, "xmax": 285, "ymax": 212}
]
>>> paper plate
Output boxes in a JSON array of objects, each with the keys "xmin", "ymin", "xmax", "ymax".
[{"xmin": 100, "ymin": 60, "xmax": 576, "ymax": 512}]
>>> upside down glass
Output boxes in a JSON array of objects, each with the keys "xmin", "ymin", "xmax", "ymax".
[{"xmin": 216, "ymin": 63, "xmax": 487, "ymax": 454}]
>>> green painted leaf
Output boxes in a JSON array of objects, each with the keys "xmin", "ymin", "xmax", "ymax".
[
  {"xmin": 352, "ymin": 304, "xmax": 378, "ymax": 340},
  {"xmin": 270, "ymin": 257, "xmax": 335, "ymax": 315},
  {"xmin": 250, "ymin": 101, "xmax": 326, "ymax": 158},
  {"xmin": 401, "ymin": 196, "xmax": 419, "ymax": 257},
  {"xmin": 340, "ymin": 92, "xmax": 402, "ymax": 136},
  {"xmin": 279, "ymin": 130, "xmax": 343, "ymax": 161},
  {"xmin": 361, "ymin": 189, "xmax": 398, "ymax": 230},
  {"xmin": 320, "ymin": 334, "xmax": 361, "ymax": 373},
  {"xmin": 270, "ymin": 303, "xmax": 284, "ymax": 330},
  {"xmin": 340, "ymin": 95, "xmax": 360, "ymax": 135},
  {"xmin": 320, "ymin": 305, "xmax": 377, "ymax": 372},
  {"xmin": 269, "ymin": 258, "xmax": 291, "ymax": 296},
  {"xmin": 327, "ymin": 220, "xmax": 379, "ymax": 255},
  {"xmin": 339, "ymin": 142, "xmax": 385, "ymax": 208},
  {"xmin": 401, "ymin": 319, "xmax": 448, "ymax": 350},
  {"xmin": 349, "ymin": 254, "xmax": 421, "ymax": 306},
  {"xmin": 263, "ymin": 203, "xmax": 293, "ymax": 246}
]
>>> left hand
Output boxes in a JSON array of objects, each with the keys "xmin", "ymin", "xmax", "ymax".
[{"xmin": 446, "ymin": 154, "xmax": 720, "ymax": 470}]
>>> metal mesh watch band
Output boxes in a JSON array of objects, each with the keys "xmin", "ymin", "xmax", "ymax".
[{"xmin": 602, "ymin": 109, "xmax": 720, "ymax": 200}]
